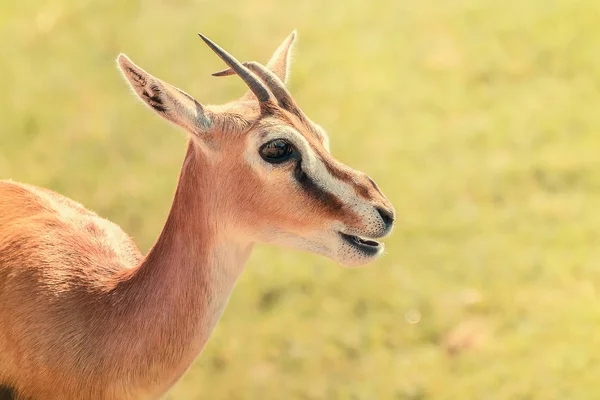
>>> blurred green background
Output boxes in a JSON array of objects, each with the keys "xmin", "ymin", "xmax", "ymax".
[{"xmin": 2, "ymin": 0, "xmax": 600, "ymax": 399}]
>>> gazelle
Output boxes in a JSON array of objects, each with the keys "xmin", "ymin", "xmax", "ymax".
[{"xmin": 0, "ymin": 31, "xmax": 395, "ymax": 399}]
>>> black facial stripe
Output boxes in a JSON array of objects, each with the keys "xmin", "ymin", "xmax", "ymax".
[
  {"xmin": 0, "ymin": 385, "xmax": 15, "ymax": 399},
  {"xmin": 293, "ymin": 159, "xmax": 344, "ymax": 214}
]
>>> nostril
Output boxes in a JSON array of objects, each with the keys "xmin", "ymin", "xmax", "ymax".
[{"xmin": 376, "ymin": 207, "xmax": 395, "ymax": 230}]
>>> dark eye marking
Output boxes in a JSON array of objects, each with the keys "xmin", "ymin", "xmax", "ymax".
[
  {"xmin": 259, "ymin": 139, "xmax": 295, "ymax": 164},
  {"xmin": 0, "ymin": 385, "xmax": 15, "ymax": 399},
  {"xmin": 293, "ymin": 160, "xmax": 345, "ymax": 214}
]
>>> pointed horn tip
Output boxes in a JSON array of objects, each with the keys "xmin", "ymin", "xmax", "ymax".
[
  {"xmin": 197, "ymin": 33, "xmax": 216, "ymax": 49},
  {"xmin": 197, "ymin": 33, "xmax": 231, "ymax": 59},
  {"xmin": 211, "ymin": 69, "xmax": 234, "ymax": 77},
  {"xmin": 196, "ymin": 33, "xmax": 271, "ymax": 102}
]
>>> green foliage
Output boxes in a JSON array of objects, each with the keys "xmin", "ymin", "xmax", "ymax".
[{"xmin": 2, "ymin": 0, "xmax": 600, "ymax": 398}]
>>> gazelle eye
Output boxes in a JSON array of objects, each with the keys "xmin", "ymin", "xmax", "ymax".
[{"xmin": 259, "ymin": 139, "xmax": 294, "ymax": 164}]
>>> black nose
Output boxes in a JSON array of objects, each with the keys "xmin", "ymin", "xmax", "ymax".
[{"xmin": 376, "ymin": 207, "xmax": 395, "ymax": 231}]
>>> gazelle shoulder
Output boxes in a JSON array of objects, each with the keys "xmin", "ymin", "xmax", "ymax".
[{"xmin": 0, "ymin": 180, "xmax": 142, "ymax": 276}]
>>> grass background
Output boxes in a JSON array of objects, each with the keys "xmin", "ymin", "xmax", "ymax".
[{"xmin": 2, "ymin": 0, "xmax": 600, "ymax": 398}]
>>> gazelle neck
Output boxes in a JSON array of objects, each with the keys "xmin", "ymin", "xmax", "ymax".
[{"xmin": 111, "ymin": 140, "xmax": 252, "ymax": 394}]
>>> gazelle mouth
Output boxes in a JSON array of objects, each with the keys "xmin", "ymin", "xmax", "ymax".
[{"xmin": 339, "ymin": 232, "xmax": 382, "ymax": 255}]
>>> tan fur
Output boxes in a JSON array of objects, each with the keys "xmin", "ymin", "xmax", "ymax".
[{"xmin": 0, "ymin": 32, "xmax": 395, "ymax": 399}]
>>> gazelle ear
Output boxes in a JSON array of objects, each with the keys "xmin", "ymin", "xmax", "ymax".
[
  {"xmin": 117, "ymin": 54, "xmax": 212, "ymax": 136},
  {"xmin": 265, "ymin": 30, "xmax": 297, "ymax": 84}
]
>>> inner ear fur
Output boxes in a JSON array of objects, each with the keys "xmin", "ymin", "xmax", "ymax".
[{"xmin": 117, "ymin": 54, "xmax": 213, "ymax": 136}]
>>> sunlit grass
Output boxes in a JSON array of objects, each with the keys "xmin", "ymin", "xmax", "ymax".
[{"xmin": 2, "ymin": 0, "xmax": 600, "ymax": 398}]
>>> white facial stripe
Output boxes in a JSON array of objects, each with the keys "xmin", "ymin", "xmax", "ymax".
[
  {"xmin": 241, "ymin": 126, "xmax": 309, "ymax": 187},
  {"xmin": 239, "ymin": 123, "xmax": 388, "ymax": 267},
  {"xmin": 299, "ymin": 135, "xmax": 385, "ymax": 238},
  {"xmin": 251, "ymin": 125, "xmax": 363, "ymax": 211},
  {"xmin": 245, "ymin": 124, "xmax": 382, "ymax": 238},
  {"xmin": 307, "ymin": 156, "xmax": 355, "ymax": 206},
  {"xmin": 261, "ymin": 128, "xmax": 362, "ymax": 214},
  {"xmin": 257, "ymin": 127, "xmax": 345, "ymax": 197}
]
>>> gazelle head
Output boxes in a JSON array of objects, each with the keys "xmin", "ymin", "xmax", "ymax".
[{"xmin": 117, "ymin": 31, "xmax": 395, "ymax": 267}]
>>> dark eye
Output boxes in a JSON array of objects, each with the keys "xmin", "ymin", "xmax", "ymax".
[{"xmin": 259, "ymin": 139, "xmax": 294, "ymax": 164}]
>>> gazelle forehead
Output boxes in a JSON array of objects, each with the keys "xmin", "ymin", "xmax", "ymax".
[{"xmin": 292, "ymin": 117, "xmax": 330, "ymax": 154}]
